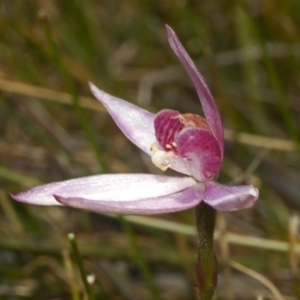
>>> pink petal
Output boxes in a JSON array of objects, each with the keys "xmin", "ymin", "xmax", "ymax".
[
  {"xmin": 204, "ymin": 181, "xmax": 259, "ymax": 211},
  {"xmin": 90, "ymin": 84, "xmax": 197, "ymax": 177},
  {"xmin": 166, "ymin": 25, "xmax": 224, "ymax": 158},
  {"xmin": 55, "ymin": 183, "xmax": 205, "ymax": 215},
  {"xmin": 89, "ymin": 83, "xmax": 156, "ymax": 155},
  {"xmin": 176, "ymin": 128, "xmax": 222, "ymax": 181},
  {"xmin": 11, "ymin": 174, "xmax": 196, "ymax": 206}
]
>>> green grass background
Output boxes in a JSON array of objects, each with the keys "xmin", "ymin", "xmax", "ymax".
[{"xmin": 0, "ymin": 0, "xmax": 300, "ymax": 299}]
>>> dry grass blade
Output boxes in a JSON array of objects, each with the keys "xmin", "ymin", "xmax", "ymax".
[
  {"xmin": 111, "ymin": 215, "xmax": 300, "ymax": 254},
  {"xmin": 224, "ymin": 129, "xmax": 296, "ymax": 152},
  {"xmin": 0, "ymin": 78, "xmax": 296, "ymax": 152},
  {"xmin": 0, "ymin": 78, "xmax": 104, "ymax": 112},
  {"xmin": 229, "ymin": 260, "xmax": 285, "ymax": 300}
]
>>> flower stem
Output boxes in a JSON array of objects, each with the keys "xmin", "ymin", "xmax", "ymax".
[{"xmin": 195, "ymin": 202, "xmax": 218, "ymax": 300}]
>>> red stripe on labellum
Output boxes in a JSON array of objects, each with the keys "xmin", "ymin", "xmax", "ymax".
[
  {"xmin": 154, "ymin": 109, "xmax": 213, "ymax": 156},
  {"xmin": 154, "ymin": 110, "xmax": 184, "ymax": 152}
]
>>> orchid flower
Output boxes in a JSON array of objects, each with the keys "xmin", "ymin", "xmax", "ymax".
[{"xmin": 12, "ymin": 25, "xmax": 258, "ymax": 215}]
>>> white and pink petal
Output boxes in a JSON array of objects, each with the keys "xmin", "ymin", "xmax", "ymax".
[
  {"xmin": 11, "ymin": 174, "xmax": 196, "ymax": 206},
  {"xmin": 55, "ymin": 183, "xmax": 205, "ymax": 215},
  {"xmin": 203, "ymin": 181, "xmax": 259, "ymax": 211},
  {"xmin": 166, "ymin": 25, "xmax": 224, "ymax": 158},
  {"xmin": 90, "ymin": 83, "xmax": 156, "ymax": 155}
]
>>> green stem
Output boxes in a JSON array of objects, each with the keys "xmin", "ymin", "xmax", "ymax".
[
  {"xmin": 195, "ymin": 202, "xmax": 218, "ymax": 300},
  {"xmin": 68, "ymin": 233, "xmax": 95, "ymax": 300}
]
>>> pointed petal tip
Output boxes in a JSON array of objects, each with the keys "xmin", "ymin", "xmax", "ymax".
[
  {"xmin": 250, "ymin": 185, "xmax": 259, "ymax": 198},
  {"xmin": 165, "ymin": 24, "xmax": 174, "ymax": 35},
  {"xmin": 238, "ymin": 185, "xmax": 259, "ymax": 209},
  {"xmin": 88, "ymin": 81, "xmax": 96, "ymax": 90},
  {"xmin": 10, "ymin": 191, "xmax": 29, "ymax": 203},
  {"xmin": 10, "ymin": 193, "xmax": 20, "ymax": 202},
  {"xmin": 10, "ymin": 192, "xmax": 29, "ymax": 203},
  {"xmin": 164, "ymin": 24, "xmax": 224, "ymax": 157},
  {"xmin": 89, "ymin": 82, "xmax": 107, "ymax": 102},
  {"xmin": 242, "ymin": 184, "xmax": 259, "ymax": 204},
  {"xmin": 10, "ymin": 190, "xmax": 60, "ymax": 206},
  {"xmin": 165, "ymin": 25, "xmax": 178, "ymax": 51},
  {"xmin": 89, "ymin": 83, "xmax": 118, "ymax": 108}
]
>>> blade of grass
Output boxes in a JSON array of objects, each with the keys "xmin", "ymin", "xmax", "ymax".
[
  {"xmin": 0, "ymin": 78, "xmax": 104, "ymax": 111},
  {"xmin": 68, "ymin": 233, "xmax": 95, "ymax": 300},
  {"xmin": 39, "ymin": 10, "xmax": 107, "ymax": 172},
  {"xmin": 236, "ymin": 1, "xmax": 300, "ymax": 150},
  {"xmin": 62, "ymin": 249, "xmax": 80, "ymax": 300},
  {"xmin": 0, "ymin": 165, "xmax": 41, "ymax": 187},
  {"xmin": 0, "ymin": 221, "xmax": 299, "ymax": 255},
  {"xmin": 0, "ymin": 190, "xmax": 25, "ymax": 234},
  {"xmin": 234, "ymin": 6, "xmax": 270, "ymax": 134}
]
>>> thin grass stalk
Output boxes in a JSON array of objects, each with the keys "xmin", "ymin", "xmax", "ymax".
[
  {"xmin": 39, "ymin": 11, "xmax": 108, "ymax": 171},
  {"xmin": 62, "ymin": 249, "xmax": 80, "ymax": 300},
  {"xmin": 68, "ymin": 233, "xmax": 95, "ymax": 300},
  {"xmin": 236, "ymin": 1, "xmax": 300, "ymax": 150}
]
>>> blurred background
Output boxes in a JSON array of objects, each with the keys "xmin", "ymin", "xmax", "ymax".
[{"xmin": 0, "ymin": 0, "xmax": 300, "ymax": 299}]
